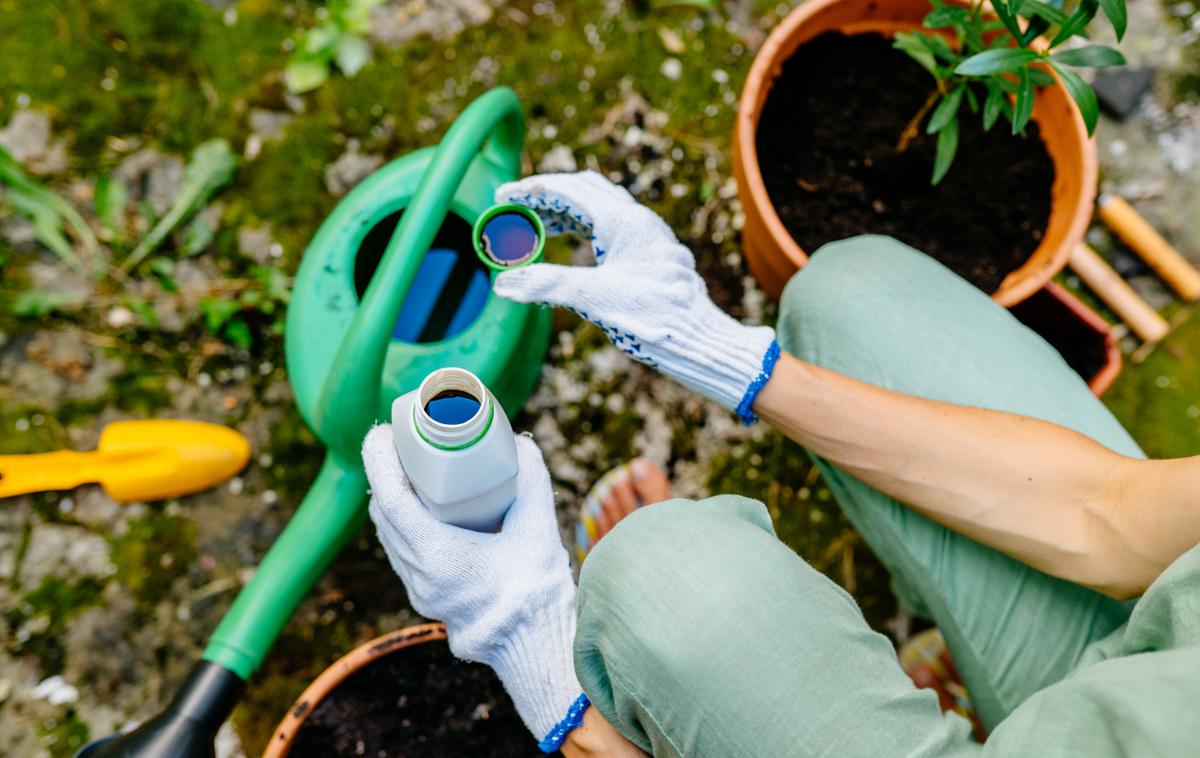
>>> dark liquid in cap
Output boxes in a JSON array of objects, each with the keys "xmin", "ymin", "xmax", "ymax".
[
  {"xmin": 481, "ymin": 212, "xmax": 539, "ymax": 265},
  {"xmin": 424, "ymin": 389, "xmax": 482, "ymax": 425}
]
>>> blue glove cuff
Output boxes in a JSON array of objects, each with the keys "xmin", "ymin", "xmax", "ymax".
[
  {"xmin": 735, "ymin": 340, "xmax": 781, "ymax": 425},
  {"xmin": 538, "ymin": 692, "xmax": 591, "ymax": 753}
]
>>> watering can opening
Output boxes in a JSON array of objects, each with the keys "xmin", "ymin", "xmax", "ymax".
[{"xmin": 353, "ymin": 210, "xmax": 490, "ymax": 345}]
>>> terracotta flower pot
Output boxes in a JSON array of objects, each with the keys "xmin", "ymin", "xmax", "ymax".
[
  {"xmin": 733, "ymin": 0, "xmax": 1098, "ymax": 306},
  {"xmin": 265, "ymin": 623, "xmax": 447, "ymax": 757},
  {"xmin": 1010, "ymin": 282, "xmax": 1122, "ymax": 396}
]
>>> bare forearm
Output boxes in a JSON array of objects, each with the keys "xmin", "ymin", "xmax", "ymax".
[
  {"xmin": 753, "ymin": 352, "xmax": 1191, "ymax": 597},
  {"xmin": 562, "ymin": 707, "xmax": 648, "ymax": 758}
]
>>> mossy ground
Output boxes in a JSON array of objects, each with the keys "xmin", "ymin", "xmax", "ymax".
[{"xmin": 0, "ymin": 1, "xmax": 1198, "ymax": 755}]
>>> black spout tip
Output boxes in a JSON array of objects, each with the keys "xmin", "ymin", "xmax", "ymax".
[{"xmin": 76, "ymin": 661, "xmax": 245, "ymax": 758}]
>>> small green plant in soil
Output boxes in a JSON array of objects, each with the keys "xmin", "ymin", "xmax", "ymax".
[
  {"xmin": 284, "ymin": 0, "xmax": 385, "ymax": 94},
  {"xmin": 894, "ymin": 0, "xmax": 1128, "ymax": 183},
  {"xmin": 0, "ymin": 145, "xmax": 99, "ymax": 274},
  {"xmin": 120, "ymin": 138, "xmax": 237, "ymax": 274}
]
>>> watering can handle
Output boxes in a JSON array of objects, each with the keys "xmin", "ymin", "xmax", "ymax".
[{"xmin": 314, "ymin": 87, "xmax": 525, "ymax": 462}]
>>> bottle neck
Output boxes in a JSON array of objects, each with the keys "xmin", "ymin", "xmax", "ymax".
[{"xmin": 413, "ymin": 368, "xmax": 495, "ymax": 451}]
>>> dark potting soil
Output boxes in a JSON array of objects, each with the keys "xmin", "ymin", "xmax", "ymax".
[
  {"xmin": 289, "ymin": 639, "xmax": 544, "ymax": 757},
  {"xmin": 757, "ymin": 32, "xmax": 1055, "ymax": 293}
]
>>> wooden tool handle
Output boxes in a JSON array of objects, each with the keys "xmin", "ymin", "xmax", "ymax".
[
  {"xmin": 1069, "ymin": 244, "xmax": 1170, "ymax": 343},
  {"xmin": 1098, "ymin": 194, "xmax": 1200, "ymax": 302},
  {"xmin": 0, "ymin": 450, "xmax": 94, "ymax": 500}
]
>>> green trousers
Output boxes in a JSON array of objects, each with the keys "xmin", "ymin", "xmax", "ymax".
[{"xmin": 573, "ymin": 236, "xmax": 1200, "ymax": 757}]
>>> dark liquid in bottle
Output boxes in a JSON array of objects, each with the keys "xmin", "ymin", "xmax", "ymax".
[
  {"xmin": 481, "ymin": 212, "xmax": 539, "ymax": 265},
  {"xmin": 424, "ymin": 390, "xmax": 482, "ymax": 425}
]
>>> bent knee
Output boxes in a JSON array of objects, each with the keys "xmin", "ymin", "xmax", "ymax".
[
  {"xmin": 779, "ymin": 235, "xmax": 954, "ymax": 341},
  {"xmin": 574, "ymin": 496, "xmax": 789, "ymax": 693},
  {"xmin": 775, "ymin": 234, "xmax": 1003, "ymax": 368},
  {"xmin": 580, "ymin": 495, "xmax": 774, "ymax": 586}
]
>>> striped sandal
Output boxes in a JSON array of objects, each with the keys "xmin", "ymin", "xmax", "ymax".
[{"xmin": 574, "ymin": 458, "xmax": 669, "ymax": 565}]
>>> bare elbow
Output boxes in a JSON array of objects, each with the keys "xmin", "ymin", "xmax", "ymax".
[{"xmin": 1090, "ymin": 577, "xmax": 1144, "ymax": 601}]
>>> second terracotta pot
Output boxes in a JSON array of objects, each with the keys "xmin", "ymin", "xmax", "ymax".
[
  {"xmin": 265, "ymin": 624, "xmax": 447, "ymax": 757},
  {"xmin": 1011, "ymin": 282, "xmax": 1122, "ymax": 396},
  {"xmin": 733, "ymin": 0, "xmax": 1098, "ymax": 306}
]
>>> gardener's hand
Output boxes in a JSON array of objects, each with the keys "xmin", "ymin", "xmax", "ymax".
[
  {"xmin": 363, "ymin": 426, "xmax": 587, "ymax": 751},
  {"xmin": 494, "ymin": 170, "xmax": 779, "ymax": 423}
]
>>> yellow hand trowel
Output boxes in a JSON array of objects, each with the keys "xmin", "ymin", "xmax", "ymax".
[{"xmin": 0, "ymin": 420, "xmax": 250, "ymax": 503}]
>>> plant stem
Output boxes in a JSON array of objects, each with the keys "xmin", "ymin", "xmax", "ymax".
[{"xmin": 895, "ymin": 87, "xmax": 944, "ymax": 153}]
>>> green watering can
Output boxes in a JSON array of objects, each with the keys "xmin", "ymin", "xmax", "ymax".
[{"xmin": 81, "ymin": 88, "xmax": 551, "ymax": 757}]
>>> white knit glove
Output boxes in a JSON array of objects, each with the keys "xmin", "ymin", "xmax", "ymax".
[
  {"xmin": 363, "ymin": 426, "xmax": 587, "ymax": 751},
  {"xmin": 494, "ymin": 170, "xmax": 779, "ymax": 423}
]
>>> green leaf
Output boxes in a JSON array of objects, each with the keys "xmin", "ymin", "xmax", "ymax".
[
  {"xmin": 924, "ymin": 5, "xmax": 969, "ymax": 28},
  {"xmin": 1020, "ymin": 17, "xmax": 1051, "ymax": 46},
  {"xmin": 304, "ymin": 26, "xmax": 339, "ymax": 55},
  {"xmin": 11, "ymin": 290, "xmax": 73, "ymax": 317},
  {"xmin": 123, "ymin": 139, "xmax": 236, "ymax": 273},
  {"xmin": 1049, "ymin": 59, "xmax": 1100, "ymax": 133},
  {"xmin": 923, "ymin": 32, "xmax": 957, "ymax": 63},
  {"xmin": 200, "ymin": 297, "xmax": 241, "ymax": 332},
  {"xmin": 927, "ymin": 86, "xmax": 965, "ymax": 134},
  {"xmin": 285, "ymin": 57, "xmax": 329, "ymax": 94},
  {"xmin": 991, "ymin": 0, "xmax": 1024, "ymax": 41},
  {"xmin": 252, "ymin": 265, "xmax": 292, "ymax": 304},
  {"xmin": 343, "ymin": 0, "xmax": 388, "ymax": 33},
  {"xmin": 1028, "ymin": 67, "xmax": 1057, "ymax": 86},
  {"xmin": 963, "ymin": 85, "xmax": 980, "ymax": 113},
  {"xmin": 148, "ymin": 257, "xmax": 178, "ymax": 292},
  {"xmin": 931, "ymin": 116, "xmax": 959, "ymax": 185},
  {"xmin": 334, "ymin": 35, "xmax": 371, "ymax": 76},
  {"xmin": 955, "ymin": 47, "xmax": 1041, "ymax": 76},
  {"xmin": 182, "ymin": 214, "xmax": 215, "ymax": 256},
  {"xmin": 6, "ymin": 190, "xmax": 83, "ymax": 270},
  {"xmin": 893, "ymin": 32, "xmax": 939, "ymax": 80},
  {"xmin": 983, "ymin": 83, "xmax": 1005, "ymax": 130},
  {"xmin": 1012, "ymin": 67, "xmax": 1036, "ymax": 134},
  {"xmin": 124, "ymin": 296, "xmax": 158, "ymax": 328},
  {"xmin": 1049, "ymin": 0, "xmax": 1099, "ymax": 47},
  {"xmin": 1020, "ymin": 0, "xmax": 1071, "ymax": 28},
  {"xmin": 0, "ymin": 144, "xmax": 98, "ymax": 273},
  {"xmin": 1051, "ymin": 45, "xmax": 1125, "ymax": 68},
  {"xmin": 224, "ymin": 318, "xmax": 253, "ymax": 349},
  {"xmin": 95, "ymin": 175, "xmax": 128, "ymax": 240},
  {"xmin": 1099, "ymin": 0, "xmax": 1126, "ymax": 40}
]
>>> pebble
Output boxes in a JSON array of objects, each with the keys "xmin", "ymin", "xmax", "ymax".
[
  {"xmin": 31, "ymin": 675, "xmax": 80, "ymax": 706},
  {"xmin": 538, "ymin": 144, "xmax": 577, "ymax": 173},
  {"xmin": 324, "ymin": 141, "xmax": 385, "ymax": 197}
]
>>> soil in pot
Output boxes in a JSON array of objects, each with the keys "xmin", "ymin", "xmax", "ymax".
[
  {"xmin": 757, "ymin": 32, "xmax": 1055, "ymax": 293},
  {"xmin": 289, "ymin": 639, "xmax": 546, "ymax": 757}
]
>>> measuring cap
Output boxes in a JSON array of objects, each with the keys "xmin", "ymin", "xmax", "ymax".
[{"xmin": 473, "ymin": 203, "xmax": 545, "ymax": 271}]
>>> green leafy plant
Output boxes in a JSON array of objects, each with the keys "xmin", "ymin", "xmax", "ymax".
[
  {"xmin": 10, "ymin": 289, "xmax": 77, "ymax": 318},
  {"xmin": 120, "ymin": 138, "xmax": 237, "ymax": 274},
  {"xmin": 894, "ymin": 0, "xmax": 1127, "ymax": 184},
  {"xmin": 0, "ymin": 145, "xmax": 99, "ymax": 273},
  {"xmin": 284, "ymin": 0, "xmax": 385, "ymax": 94},
  {"xmin": 199, "ymin": 266, "xmax": 292, "ymax": 348}
]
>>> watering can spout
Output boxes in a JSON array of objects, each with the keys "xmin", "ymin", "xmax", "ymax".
[
  {"xmin": 76, "ymin": 661, "xmax": 244, "ymax": 758},
  {"xmin": 313, "ymin": 87, "xmax": 526, "ymax": 462}
]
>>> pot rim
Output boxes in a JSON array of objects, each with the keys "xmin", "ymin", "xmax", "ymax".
[
  {"xmin": 1039, "ymin": 282, "xmax": 1123, "ymax": 395},
  {"xmin": 263, "ymin": 622, "xmax": 448, "ymax": 758},
  {"xmin": 734, "ymin": 0, "xmax": 1099, "ymax": 306}
]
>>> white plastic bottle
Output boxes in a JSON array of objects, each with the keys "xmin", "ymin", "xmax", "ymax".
[{"xmin": 390, "ymin": 367, "xmax": 518, "ymax": 531}]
